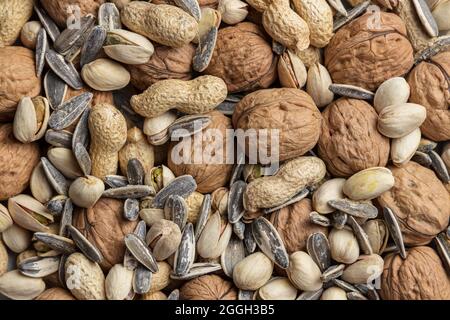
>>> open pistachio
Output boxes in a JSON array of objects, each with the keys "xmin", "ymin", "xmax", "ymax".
[
  {"xmin": 211, "ymin": 187, "xmax": 229, "ymax": 216},
  {"xmin": 8, "ymin": 194, "xmax": 54, "ymax": 232},
  {"xmin": 13, "ymin": 96, "xmax": 50, "ymax": 143},
  {"xmin": 197, "ymin": 211, "xmax": 232, "ymax": 259},
  {"xmin": 146, "ymin": 219, "xmax": 182, "ymax": 261},
  {"xmin": 145, "ymin": 165, "xmax": 176, "ymax": 193},
  {"xmin": 312, "ymin": 178, "xmax": 346, "ymax": 214},
  {"xmin": 362, "ymin": 219, "xmax": 389, "ymax": 255},
  {"xmin": 0, "ymin": 270, "xmax": 46, "ymax": 300},
  {"xmin": 30, "ymin": 162, "xmax": 54, "ymax": 204},
  {"xmin": 278, "ymin": 50, "xmax": 307, "ymax": 89},
  {"xmin": 143, "ymin": 111, "xmax": 178, "ymax": 146},
  {"xmin": 68, "ymin": 176, "xmax": 105, "ymax": 208},
  {"xmin": 0, "ymin": 204, "xmax": 13, "ymax": 233},
  {"xmin": 306, "ymin": 63, "xmax": 334, "ymax": 108},
  {"xmin": 104, "ymin": 29, "xmax": 154, "ymax": 65}
]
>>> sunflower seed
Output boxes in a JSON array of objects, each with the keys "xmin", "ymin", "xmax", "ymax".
[
  {"xmin": 229, "ymin": 151, "xmax": 246, "ymax": 187},
  {"xmin": 164, "ymin": 289, "xmax": 179, "ymax": 300},
  {"xmin": 73, "ymin": 143, "xmax": 92, "ymax": 176},
  {"xmin": 332, "ymin": 278, "xmax": 360, "ymax": 293},
  {"xmin": 114, "ymin": 87, "xmax": 145, "ymax": 129},
  {"xmin": 447, "ymin": 226, "xmax": 450, "ymax": 239},
  {"xmin": 383, "ymin": 207, "xmax": 406, "ymax": 259},
  {"xmin": 80, "ymin": 25, "xmax": 107, "ymax": 67},
  {"xmin": 124, "ymin": 222, "xmax": 146, "ymax": 270},
  {"xmin": 59, "ymin": 198, "xmax": 73, "ymax": 237},
  {"xmin": 48, "ymin": 92, "xmax": 92, "ymax": 130},
  {"xmin": 233, "ymin": 220, "xmax": 245, "ymax": 240},
  {"xmin": 134, "ymin": 220, "xmax": 147, "ymax": 240},
  {"xmin": 435, "ymin": 233, "xmax": 450, "ymax": 273},
  {"xmin": 58, "ymin": 254, "xmax": 68, "ymax": 289},
  {"xmin": 41, "ymin": 157, "xmax": 69, "ymax": 196},
  {"xmin": 263, "ymin": 189, "xmax": 310, "ymax": 215},
  {"xmin": 418, "ymin": 138, "xmax": 437, "ymax": 153},
  {"xmin": 329, "ymin": 84, "xmax": 374, "ymax": 100},
  {"xmin": 347, "ymin": 216, "xmax": 373, "ymax": 255},
  {"xmin": 415, "ymin": 36, "xmax": 450, "ymax": 64},
  {"xmin": 33, "ymin": 232, "xmax": 77, "ymax": 254},
  {"xmin": 244, "ymin": 225, "xmax": 257, "ymax": 254},
  {"xmin": 44, "ymin": 71, "xmax": 68, "ymax": 110},
  {"xmin": 127, "ymin": 159, "xmax": 145, "ymax": 185},
  {"xmin": 98, "ymin": 2, "xmax": 122, "ymax": 31},
  {"xmin": 102, "ymin": 185, "xmax": 154, "ymax": 199},
  {"xmin": 296, "ymin": 289, "xmax": 323, "ymax": 300},
  {"xmin": 124, "ymin": 233, "xmax": 159, "ymax": 272},
  {"xmin": 272, "ymin": 40, "xmax": 285, "ymax": 55},
  {"xmin": 18, "ymin": 256, "xmax": 60, "ymax": 278},
  {"xmin": 105, "ymin": 175, "xmax": 129, "ymax": 188},
  {"xmin": 153, "ymin": 175, "xmax": 197, "ymax": 208},
  {"xmin": 326, "ymin": 0, "xmax": 347, "ymax": 16},
  {"xmin": 216, "ymin": 100, "xmax": 236, "ymax": 115},
  {"xmin": 383, "ymin": 244, "xmax": 399, "ymax": 254},
  {"xmin": 347, "ymin": 291, "xmax": 368, "ymax": 300},
  {"xmin": 46, "ymin": 195, "xmax": 67, "ymax": 217},
  {"xmin": 412, "ymin": 0, "xmax": 439, "ymax": 37},
  {"xmin": 173, "ymin": 223, "xmax": 196, "ymax": 276},
  {"xmin": 66, "ymin": 225, "xmax": 103, "ymax": 263},
  {"xmin": 45, "ymin": 49, "xmax": 83, "ymax": 89},
  {"xmin": 54, "ymin": 15, "xmax": 95, "ymax": 55},
  {"xmin": 193, "ymin": 26, "xmax": 218, "ymax": 72},
  {"xmin": 321, "ymin": 264, "xmax": 345, "ymax": 282},
  {"xmin": 412, "ymin": 151, "xmax": 432, "ymax": 167},
  {"xmin": 34, "ymin": 4, "xmax": 60, "ymax": 42},
  {"xmin": 332, "ymin": 211, "xmax": 347, "ymax": 230},
  {"xmin": 72, "ymin": 107, "xmax": 90, "ymax": 149},
  {"xmin": 133, "ymin": 265, "xmax": 152, "ymax": 294},
  {"xmin": 307, "ymin": 232, "xmax": 331, "ymax": 272},
  {"xmin": 333, "ymin": 1, "xmax": 370, "ymax": 31},
  {"xmin": 252, "ymin": 217, "xmax": 289, "ymax": 269},
  {"xmin": 170, "ymin": 263, "xmax": 222, "ymax": 280},
  {"xmin": 165, "ymin": 195, "xmax": 188, "ymax": 230},
  {"xmin": 366, "ymin": 286, "xmax": 381, "ymax": 300},
  {"xmin": 328, "ymin": 199, "xmax": 378, "ymax": 219},
  {"xmin": 228, "ymin": 181, "xmax": 246, "ymax": 224},
  {"xmin": 35, "ymin": 28, "xmax": 48, "ymax": 77},
  {"xmin": 221, "ymin": 235, "xmax": 246, "ymax": 278},
  {"xmin": 195, "ymin": 194, "xmax": 211, "ymax": 240},
  {"xmin": 168, "ymin": 115, "xmax": 211, "ymax": 139},
  {"xmin": 45, "ymin": 130, "xmax": 72, "ymax": 148},
  {"xmin": 124, "ymin": 198, "xmax": 140, "ymax": 222},
  {"xmin": 309, "ymin": 211, "xmax": 331, "ymax": 227},
  {"xmin": 428, "ymin": 150, "xmax": 450, "ymax": 183}
]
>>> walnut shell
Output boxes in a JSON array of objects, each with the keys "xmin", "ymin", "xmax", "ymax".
[
  {"xmin": 324, "ymin": 12, "xmax": 414, "ymax": 91},
  {"xmin": 36, "ymin": 288, "xmax": 77, "ymax": 300},
  {"xmin": 0, "ymin": 46, "xmax": 41, "ymax": 121},
  {"xmin": 180, "ymin": 275, "xmax": 238, "ymax": 300},
  {"xmin": 381, "ymin": 246, "xmax": 450, "ymax": 300},
  {"xmin": 318, "ymin": 98, "xmax": 390, "ymax": 177},
  {"xmin": 204, "ymin": 22, "xmax": 277, "ymax": 93},
  {"xmin": 377, "ymin": 162, "xmax": 450, "ymax": 246},
  {"xmin": 0, "ymin": 124, "xmax": 40, "ymax": 201},
  {"xmin": 73, "ymin": 198, "xmax": 138, "ymax": 270},
  {"xmin": 167, "ymin": 111, "xmax": 233, "ymax": 193},
  {"xmin": 232, "ymin": 88, "xmax": 322, "ymax": 162},
  {"xmin": 65, "ymin": 86, "xmax": 114, "ymax": 106},
  {"xmin": 127, "ymin": 44, "xmax": 195, "ymax": 91},
  {"xmin": 40, "ymin": 0, "xmax": 105, "ymax": 27},
  {"xmin": 408, "ymin": 51, "xmax": 450, "ymax": 141}
]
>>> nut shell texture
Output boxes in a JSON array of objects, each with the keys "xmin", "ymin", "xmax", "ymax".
[
  {"xmin": 0, "ymin": 0, "xmax": 34, "ymax": 46},
  {"xmin": 40, "ymin": 0, "xmax": 105, "ymax": 27},
  {"xmin": 180, "ymin": 275, "xmax": 238, "ymax": 300}
]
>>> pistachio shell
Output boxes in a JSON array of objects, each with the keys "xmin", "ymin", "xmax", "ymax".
[
  {"xmin": 258, "ymin": 277, "xmax": 297, "ymax": 300},
  {"xmin": 373, "ymin": 77, "xmax": 410, "ymax": 113},
  {"xmin": 312, "ymin": 178, "xmax": 346, "ymax": 214},
  {"xmin": 341, "ymin": 254, "xmax": 384, "ymax": 285},
  {"xmin": 343, "ymin": 167, "xmax": 395, "ymax": 200},
  {"xmin": 68, "ymin": 176, "xmax": 105, "ymax": 208},
  {"xmin": 287, "ymin": 251, "xmax": 323, "ymax": 291},
  {"xmin": 233, "ymin": 252, "xmax": 273, "ymax": 290},
  {"xmin": 329, "ymin": 228, "xmax": 359, "ymax": 264},
  {"xmin": 104, "ymin": 29, "xmax": 154, "ymax": 65},
  {"xmin": 13, "ymin": 96, "xmax": 50, "ymax": 143},
  {"xmin": 391, "ymin": 128, "xmax": 421, "ymax": 166},
  {"xmin": 0, "ymin": 204, "xmax": 13, "ymax": 233},
  {"xmin": 377, "ymin": 103, "xmax": 427, "ymax": 138},
  {"xmin": 0, "ymin": 270, "xmax": 46, "ymax": 300},
  {"xmin": 81, "ymin": 58, "xmax": 131, "ymax": 91},
  {"xmin": 30, "ymin": 162, "xmax": 54, "ymax": 204},
  {"xmin": 8, "ymin": 194, "xmax": 54, "ymax": 232},
  {"xmin": 47, "ymin": 147, "xmax": 83, "ymax": 180}
]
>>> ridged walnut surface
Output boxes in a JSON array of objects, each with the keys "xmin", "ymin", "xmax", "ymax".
[
  {"xmin": 180, "ymin": 275, "xmax": 238, "ymax": 300},
  {"xmin": 40, "ymin": 0, "xmax": 105, "ymax": 27}
]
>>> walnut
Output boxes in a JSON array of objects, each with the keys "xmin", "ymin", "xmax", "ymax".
[
  {"xmin": 408, "ymin": 51, "xmax": 450, "ymax": 141},
  {"xmin": 0, "ymin": 124, "xmax": 40, "ymax": 201},
  {"xmin": 232, "ymin": 88, "xmax": 322, "ymax": 162},
  {"xmin": 381, "ymin": 246, "xmax": 450, "ymax": 300},
  {"xmin": 270, "ymin": 198, "xmax": 328, "ymax": 254},
  {"xmin": 65, "ymin": 86, "xmax": 114, "ymax": 106},
  {"xmin": 40, "ymin": 0, "xmax": 105, "ymax": 27},
  {"xmin": 73, "ymin": 198, "xmax": 138, "ymax": 270},
  {"xmin": 180, "ymin": 275, "xmax": 238, "ymax": 300},
  {"xmin": 36, "ymin": 288, "xmax": 76, "ymax": 300},
  {"xmin": 204, "ymin": 22, "xmax": 277, "ymax": 93},
  {"xmin": 0, "ymin": 46, "xmax": 41, "ymax": 121},
  {"xmin": 377, "ymin": 162, "xmax": 450, "ymax": 246},
  {"xmin": 127, "ymin": 44, "xmax": 195, "ymax": 91},
  {"xmin": 324, "ymin": 12, "xmax": 414, "ymax": 91},
  {"xmin": 318, "ymin": 98, "xmax": 390, "ymax": 177},
  {"xmin": 167, "ymin": 111, "xmax": 233, "ymax": 193}
]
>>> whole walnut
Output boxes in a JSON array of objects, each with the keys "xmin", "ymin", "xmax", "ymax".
[
  {"xmin": 73, "ymin": 198, "xmax": 138, "ymax": 270},
  {"xmin": 204, "ymin": 22, "xmax": 277, "ymax": 93},
  {"xmin": 324, "ymin": 12, "xmax": 414, "ymax": 91},
  {"xmin": 180, "ymin": 275, "xmax": 238, "ymax": 300},
  {"xmin": 270, "ymin": 198, "xmax": 328, "ymax": 254},
  {"xmin": 127, "ymin": 44, "xmax": 195, "ymax": 91},
  {"xmin": 318, "ymin": 98, "xmax": 390, "ymax": 177},
  {"xmin": 0, "ymin": 124, "xmax": 40, "ymax": 201},
  {"xmin": 40, "ymin": 0, "xmax": 105, "ymax": 27},
  {"xmin": 377, "ymin": 162, "xmax": 450, "ymax": 246},
  {"xmin": 0, "ymin": 46, "xmax": 41, "ymax": 121},
  {"xmin": 36, "ymin": 288, "xmax": 77, "ymax": 300},
  {"xmin": 232, "ymin": 88, "xmax": 322, "ymax": 162},
  {"xmin": 408, "ymin": 51, "xmax": 450, "ymax": 141},
  {"xmin": 381, "ymin": 246, "xmax": 450, "ymax": 300},
  {"xmin": 167, "ymin": 111, "xmax": 233, "ymax": 193}
]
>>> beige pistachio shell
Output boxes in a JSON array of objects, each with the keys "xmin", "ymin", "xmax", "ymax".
[
  {"xmin": 287, "ymin": 251, "xmax": 323, "ymax": 291},
  {"xmin": 377, "ymin": 103, "xmax": 427, "ymax": 138},
  {"xmin": 197, "ymin": 211, "xmax": 232, "ymax": 259},
  {"xmin": 306, "ymin": 63, "xmax": 334, "ymax": 108},
  {"xmin": 0, "ymin": 270, "xmax": 45, "ymax": 300},
  {"xmin": 140, "ymin": 208, "xmax": 165, "ymax": 226},
  {"xmin": 13, "ymin": 96, "xmax": 49, "ymax": 143},
  {"xmin": 2, "ymin": 224, "xmax": 31, "ymax": 253},
  {"xmin": 146, "ymin": 219, "xmax": 182, "ymax": 261},
  {"xmin": 278, "ymin": 50, "xmax": 308, "ymax": 89},
  {"xmin": 104, "ymin": 29, "xmax": 155, "ymax": 65},
  {"xmin": 105, "ymin": 264, "xmax": 134, "ymax": 300},
  {"xmin": 312, "ymin": 178, "xmax": 346, "ymax": 214},
  {"xmin": 329, "ymin": 228, "xmax": 360, "ymax": 264},
  {"xmin": 47, "ymin": 147, "xmax": 83, "ymax": 179},
  {"xmin": 68, "ymin": 176, "xmax": 105, "ymax": 208},
  {"xmin": 321, "ymin": 287, "xmax": 347, "ymax": 300},
  {"xmin": 374, "ymin": 77, "xmax": 410, "ymax": 113},
  {"xmin": 7, "ymin": 194, "xmax": 54, "ymax": 232},
  {"xmin": 363, "ymin": 219, "xmax": 389, "ymax": 255},
  {"xmin": 30, "ymin": 162, "xmax": 54, "ymax": 204},
  {"xmin": 233, "ymin": 252, "xmax": 273, "ymax": 290},
  {"xmin": 81, "ymin": 58, "xmax": 131, "ymax": 92},
  {"xmin": 343, "ymin": 167, "xmax": 395, "ymax": 200},
  {"xmin": 258, "ymin": 277, "xmax": 298, "ymax": 300},
  {"xmin": 341, "ymin": 254, "xmax": 384, "ymax": 285},
  {"xmin": 20, "ymin": 21, "xmax": 42, "ymax": 49},
  {"xmin": 0, "ymin": 239, "xmax": 8, "ymax": 276},
  {"xmin": 391, "ymin": 128, "xmax": 421, "ymax": 166},
  {"xmin": 0, "ymin": 203, "xmax": 13, "ymax": 233}
]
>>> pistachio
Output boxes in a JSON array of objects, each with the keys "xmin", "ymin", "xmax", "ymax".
[
  {"xmin": 104, "ymin": 29, "xmax": 154, "ymax": 65},
  {"xmin": 343, "ymin": 167, "xmax": 395, "ymax": 201},
  {"xmin": 233, "ymin": 252, "xmax": 273, "ymax": 290},
  {"xmin": 373, "ymin": 77, "xmax": 411, "ymax": 113},
  {"xmin": 0, "ymin": 270, "xmax": 46, "ymax": 300},
  {"xmin": 81, "ymin": 58, "xmax": 131, "ymax": 91},
  {"xmin": 341, "ymin": 254, "xmax": 384, "ymax": 285},
  {"xmin": 217, "ymin": 0, "xmax": 248, "ymax": 25},
  {"xmin": 8, "ymin": 194, "xmax": 54, "ymax": 232},
  {"xmin": 320, "ymin": 286, "xmax": 347, "ymax": 300},
  {"xmin": 146, "ymin": 219, "xmax": 182, "ymax": 261},
  {"xmin": 30, "ymin": 162, "xmax": 54, "ymax": 204},
  {"xmin": 391, "ymin": 128, "xmax": 421, "ymax": 166},
  {"xmin": 197, "ymin": 211, "xmax": 232, "ymax": 259},
  {"xmin": 145, "ymin": 165, "xmax": 176, "ymax": 193},
  {"xmin": 312, "ymin": 178, "xmax": 346, "ymax": 214},
  {"xmin": 13, "ymin": 96, "xmax": 50, "ymax": 143},
  {"xmin": 258, "ymin": 277, "xmax": 298, "ymax": 300},
  {"xmin": 432, "ymin": 0, "xmax": 450, "ymax": 32},
  {"xmin": 306, "ymin": 63, "xmax": 334, "ymax": 108},
  {"xmin": 68, "ymin": 176, "xmax": 105, "ymax": 208},
  {"xmin": 0, "ymin": 203, "xmax": 13, "ymax": 233},
  {"xmin": 105, "ymin": 264, "xmax": 134, "ymax": 300},
  {"xmin": 47, "ymin": 147, "xmax": 83, "ymax": 180},
  {"xmin": 143, "ymin": 111, "xmax": 178, "ymax": 146},
  {"xmin": 287, "ymin": 251, "xmax": 323, "ymax": 291},
  {"xmin": 329, "ymin": 228, "xmax": 360, "ymax": 264},
  {"xmin": 0, "ymin": 239, "xmax": 8, "ymax": 276},
  {"xmin": 362, "ymin": 219, "xmax": 389, "ymax": 255},
  {"xmin": 2, "ymin": 224, "xmax": 31, "ymax": 253},
  {"xmin": 278, "ymin": 50, "xmax": 307, "ymax": 89},
  {"xmin": 377, "ymin": 103, "xmax": 427, "ymax": 138}
]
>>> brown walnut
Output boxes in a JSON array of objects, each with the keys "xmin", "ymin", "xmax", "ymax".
[
  {"xmin": 40, "ymin": 0, "xmax": 105, "ymax": 27},
  {"xmin": 73, "ymin": 198, "xmax": 138, "ymax": 270},
  {"xmin": 318, "ymin": 98, "xmax": 390, "ymax": 177},
  {"xmin": 377, "ymin": 162, "xmax": 450, "ymax": 246},
  {"xmin": 0, "ymin": 124, "xmax": 40, "ymax": 201},
  {"xmin": 180, "ymin": 275, "xmax": 238, "ymax": 300},
  {"xmin": 36, "ymin": 288, "xmax": 77, "ymax": 300},
  {"xmin": 408, "ymin": 51, "xmax": 450, "ymax": 141},
  {"xmin": 232, "ymin": 88, "xmax": 322, "ymax": 162},
  {"xmin": 381, "ymin": 246, "xmax": 450, "ymax": 300},
  {"xmin": 324, "ymin": 12, "xmax": 414, "ymax": 91},
  {"xmin": 204, "ymin": 22, "xmax": 277, "ymax": 93},
  {"xmin": 65, "ymin": 86, "xmax": 114, "ymax": 106},
  {"xmin": 167, "ymin": 111, "xmax": 233, "ymax": 194}
]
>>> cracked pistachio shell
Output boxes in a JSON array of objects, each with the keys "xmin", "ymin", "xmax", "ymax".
[
  {"xmin": 218, "ymin": 0, "xmax": 248, "ymax": 25},
  {"xmin": 377, "ymin": 103, "xmax": 427, "ymax": 138},
  {"xmin": 13, "ymin": 96, "xmax": 50, "ymax": 143},
  {"xmin": 362, "ymin": 219, "xmax": 389, "ymax": 255},
  {"xmin": 30, "ymin": 162, "xmax": 54, "ymax": 204},
  {"xmin": 306, "ymin": 63, "xmax": 334, "ymax": 108},
  {"xmin": 258, "ymin": 277, "xmax": 297, "ymax": 300},
  {"xmin": 47, "ymin": 147, "xmax": 83, "ymax": 180},
  {"xmin": 391, "ymin": 128, "xmax": 421, "ymax": 166},
  {"xmin": 0, "ymin": 203, "xmax": 13, "ymax": 233},
  {"xmin": 312, "ymin": 178, "xmax": 346, "ymax": 214},
  {"xmin": 374, "ymin": 77, "xmax": 410, "ymax": 113},
  {"xmin": 146, "ymin": 219, "xmax": 182, "ymax": 261},
  {"xmin": 341, "ymin": 254, "xmax": 384, "ymax": 284},
  {"xmin": 329, "ymin": 228, "xmax": 359, "ymax": 264},
  {"xmin": 278, "ymin": 50, "xmax": 307, "ymax": 89},
  {"xmin": 197, "ymin": 211, "xmax": 232, "ymax": 259},
  {"xmin": 2, "ymin": 224, "xmax": 31, "ymax": 253},
  {"xmin": 82, "ymin": 58, "xmax": 131, "ymax": 91},
  {"xmin": 287, "ymin": 251, "xmax": 323, "ymax": 291},
  {"xmin": 343, "ymin": 167, "xmax": 395, "ymax": 201},
  {"xmin": 143, "ymin": 111, "xmax": 178, "ymax": 137},
  {"xmin": 0, "ymin": 270, "xmax": 45, "ymax": 300},
  {"xmin": 69, "ymin": 176, "xmax": 105, "ymax": 208},
  {"xmin": 105, "ymin": 264, "xmax": 134, "ymax": 300},
  {"xmin": 233, "ymin": 252, "xmax": 273, "ymax": 290},
  {"xmin": 8, "ymin": 194, "xmax": 54, "ymax": 232},
  {"xmin": 104, "ymin": 29, "xmax": 155, "ymax": 65}
]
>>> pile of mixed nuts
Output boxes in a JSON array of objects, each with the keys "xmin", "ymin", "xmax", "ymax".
[{"xmin": 0, "ymin": 0, "xmax": 449, "ymax": 301}]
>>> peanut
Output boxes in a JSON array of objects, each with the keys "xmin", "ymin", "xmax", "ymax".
[{"xmin": 0, "ymin": 0, "xmax": 34, "ymax": 46}]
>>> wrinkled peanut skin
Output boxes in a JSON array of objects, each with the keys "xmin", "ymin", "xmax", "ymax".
[
  {"xmin": 204, "ymin": 22, "xmax": 277, "ymax": 93},
  {"xmin": 233, "ymin": 88, "xmax": 322, "ymax": 162},
  {"xmin": 0, "ymin": 0, "xmax": 34, "ymax": 46},
  {"xmin": 36, "ymin": 288, "xmax": 77, "ymax": 300},
  {"xmin": 408, "ymin": 51, "xmax": 450, "ymax": 141},
  {"xmin": 40, "ymin": 0, "xmax": 105, "ymax": 27},
  {"xmin": 377, "ymin": 162, "xmax": 450, "ymax": 246},
  {"xmin": 325, "ymin": 12, "xmax": 414, "ymax": 91},
  {"xmin": 0, "ymin": 124, "xmax": 40, "ymax": 201},
  {"xmin": 381, "ymin": 247, "xmax": 450, "ymax": 300},
  {"xmin": 0, "ymin": 47, "xmax": 41, "ymax": 121},
  {"xmin": 318, "ymin": 98, "xmax": 390, "ymax": 177},
  {"xmin": 180, "ymin": 275, "xmax": 238, "ymax": 300},
  {"xmin": 73, "ymin": 198, "xmax": 138, "ymax": 271}
]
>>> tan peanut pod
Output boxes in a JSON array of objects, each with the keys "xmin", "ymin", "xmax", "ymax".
[
  {"xmin": 121, "ymin": 1, "xmax": 198, "ymax": 48},
  {"xmin": 262, "ymin": 0, "xmax": 310, "ymax": 52},
  {"xmin": 0, "ymin": 0, "xmax": 34, "ymax": 46},
  {"xmin": 246, "ymin": 0, "xmax": 271, "ymax": 12},
  {"xmin": 295, "ymin": 46, "xmax": 322, "ymax": 68},
  {"xmin": 291, "ymin": 0, "xmax": 333, "ymax": 48},
  {"xmin": 88, "ymin": 103, "xmax": 128, "ymax": 180},
  {"xmin": 118, "ymin": 127, "xmax": 155, "ymax": 178},
  {"xmin": 130, "ymin": 75, "xmax": 228, "ymax": 118}
]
